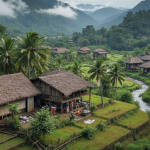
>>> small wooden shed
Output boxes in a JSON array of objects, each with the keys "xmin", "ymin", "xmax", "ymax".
[
  {"xmin": 140, "ymin": 61, "xmax": 150, "ymax": 75},
  {"xmin": 124, "ymin": 57, "xmax": 143, "ymax": 72},
  {"xmin": 0, "ymin": 73, "xmax": 41, "ymax": 120},
  {"xmin": 93, "ymin": 49, "xmax": 108, "ymax": 59},
  {"xmin": 77, "ymin": 47, "xmax": 91, "ymax": 56},
  {"xmin": 31, "ymin": 69, "xmax": 94, "ymax": 114}
]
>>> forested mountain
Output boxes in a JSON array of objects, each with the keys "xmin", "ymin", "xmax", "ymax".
[
  {"xmin": 96, "ymin": 0, "xmax": 150, "ymax": 29},
  {"xmin": 72, "ymin": 9, "xmax": 150, "ymax": 51},
  {"xmin": 0, "ymin": 0, "xmax": 98, "ymax": 37},
  {"xmin": 89, "ymin": 7, "xmax": 127, "ymax": 22}
]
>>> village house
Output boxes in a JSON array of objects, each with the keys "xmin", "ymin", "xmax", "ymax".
[
  {"xmin": 124, "ymin": 57, "xmax": 143, "ymax": 72},
  {"xmin": 140, "ymin": 61, "xmax": 150, "ymax": 75},
  {"xmin": 93, "ymin": 49, "xmax": 108, "ymax": 59},
  {"xmin": 0, "ymin": 73, "xmax": 41, "ymax": 120},
  {"xmin": 53, "ymin": 48, "xmax": 70, "ymax": 54},
  {"xmin": 31, "ymin": 69, "xmax": 93, "ymax": 114},
  {"xmin": 77, "ymin": 47, "xmax": 91, "ymax": 56},
  {"xmin": 140, "ymin": 54, "xmax": 150, "ymax": 62}
]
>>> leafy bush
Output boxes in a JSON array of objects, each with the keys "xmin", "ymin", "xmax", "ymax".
[
  {"xmin": 141, "ymin": 91, "xmax": 150, "ymax": 103},
  {"xmin": 119, "ymin": 91, "xmax": 133, "ymax": 103},
  {"xmin": 131, "ymin": 101, "xmax": 140, "ymax": 109},
  {"xmin": 127, "ymin": 138, "xmax": 150, "ymax": 150},
  {"xmin": 117, "ymin": 60, "xmax": 125, "ymax": 67},
  {"xmin": 89, "ymin": 105, "xmax": 97, "ymax": 114},
  {"xmin": 82, "ymin": 126, "xmax": 96, "ymax": 140},
  {"xmin": 5, "ymin": 115, "xmax": 21, "ymax": 130},
  {"xmin": 115, "ymin": 142, "xmax": 123, "ymax": 150},
  {"xmin": 69, "ymin": 113, "xmax": 75, "ymax": 121},
  {"xmin": 97, "ymin": 121, "xmax": 106, "ymax": 131}
]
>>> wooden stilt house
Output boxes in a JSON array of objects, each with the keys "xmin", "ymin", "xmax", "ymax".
[
  {"xmin": 140, "ymin": 54, "xmax": 150, "ymax": 62},
  {"xmin": 0, "ymin": 73, "xmax": 41, "ymax": 120},
  {"xmin": 77, "ymin": 47, "xmax": 91, "ymax": 56},
  {"xmin": 140, "ymin": 61, "xmax": 150, "ymax": 75},
  {"xmin": 93, "ymin": 49, "xmax": 108, "ymax": 59},
  {"xmin": 124, "ymin": 57, "xmax": 143, "ymax": 72},
  {"xmin": 31, "ymin": 69, "xmax": 94, "ymax": 114}
]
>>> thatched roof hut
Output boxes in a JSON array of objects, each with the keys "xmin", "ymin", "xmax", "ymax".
[
  {"xmin": 124, "ymin": 57, "xmax": 143, "ymax": 64},
  {"xmin": 0, "ymin": 73, "xmax": 41, "ymax": 105},
  {"xmin": 53, "ymin": 48, "xmax": 70, "ymax": 54},
  {"xmin": 124, "ymin": 57, "xmax": 143, "ymax": 72},
  {"xmin": 139, "ymin": 61, "xmax": 150, "ymax": 75},
  {"xmin": 93, "ymin": 49, "xmax": 108, "ymax": 58},
  {"xmin": 39, "ymin": 69, "xmax": 93, "ymax": 97},
  {"xmin": 140, "ymin": 55, "xmax": 150, "ymax": 62},
  {"xmin": 77, "ymin": 47, "xmax": 91, "ymax": 55}
]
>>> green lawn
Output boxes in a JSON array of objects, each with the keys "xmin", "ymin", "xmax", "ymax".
[
  {"xmin": 94, "ymin": 101, "xmax": 137, "ymax": 120},
  {"xmin": 40, "ymin": 126, "xmax": 82, "ymax": 146},
  {"xmin": 82, "ymin": 95, "xmax": 110, "ymax": 106},
  {"xmin": 76, "ymin": 115, "xmax": 107, "ymax": 128},
  {"xmin": 0, "ymin": 133, "xmax": 12, "ymax": 142},
  {"xmin": 63, "ymin": 126, "xmax": 131, "ymax": 150},
  {"xmin": 16, "ymin": 145, "xmax": 37, "ymax": 150},
  {"xmin": 118, "ymin": 110, "xmax": 149, "ymax": 129},
  {"xmin": 0, "ymin": 137, "xmax": 25, "ymax": 150}
]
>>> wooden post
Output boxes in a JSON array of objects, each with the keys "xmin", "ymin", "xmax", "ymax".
[
  {"xmin": 61, "ymin": 103, "xmax": 63, "ymax": 114},
  {"xmin": 89, "ymin": 88, "xmax": 91, "ymax": 107}
]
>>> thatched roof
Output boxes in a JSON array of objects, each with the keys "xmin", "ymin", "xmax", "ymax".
[
  {"xmin": 140, "ymin": 55, "xmax": 150, "ymax": 61},
  {"xmin": 53, "ymin": 48, "xmax": 70, "ymax": 54},
  {"xmin": 93, "ymin": 49, "xmax": 108, "ymax": 54},
  {"xmin": 124, "ymin": 57, "xmax": 143, "ymax": 64},
  {"xmin": 0, "ymin": 73, "xmax": 41, "ymax": 105},
  {"xmin": 140, "ymin": 61, "xmax": 150, "ymax": 68},
  {"xmin": 77, "ymin": 47, "xmax": 91, "ymax": 54},
  {"xmin": 39, "ymin": 69, "xmax": 94, "ymax": 97}
]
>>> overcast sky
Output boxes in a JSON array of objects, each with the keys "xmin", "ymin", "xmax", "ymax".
[{"xmin": 61, "ymin": 0, "xmax": 143, "ymax": 8}]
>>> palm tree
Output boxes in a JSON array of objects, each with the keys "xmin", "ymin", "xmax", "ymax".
[
  {"xmin": 88, "ymin": 59, "xmax": 107, "ymax": 108},
  {"xmin": 72, "ymin": 62, "xmax": 83, "ymax": 77},
  {"xmin": 16, "ymin": 32, "xmax": 50, "ymax": 79},
  {"xmin": 108, "ymin": 63, "xmax": 125, "ymax": 100},
  {"xmin": 0, "ymin": 37, "xmax": 15, "ymax": 74}
]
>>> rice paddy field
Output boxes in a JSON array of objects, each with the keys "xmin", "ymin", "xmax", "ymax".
[
  {"xmin": 76, "ymin": 116, "xmax": 107, "ymax": 128},
  {"xmin": 40, "ymin": 126, "xmax": 82, "ymax": 146},
  {"xmin": 118, "ymin": 110, "xmax": 149, "ymax": 129},
  {"xmin": 94, "ymin": 101, "xmax": 137, "ymax": 120},
  {"xmin": 62, "ymin": 126, "xmax": 131, "ymax": 150},
  {"xmin": 82, "ymin": 95, "xmax": 110, "ymax": 106},
  {"xmin": 0, "ymin": 133, "xmax": 12, "ymax": 142},
  {"xmin": 16, "ymin": 145, "xmax": 37, "ymax": 150}
]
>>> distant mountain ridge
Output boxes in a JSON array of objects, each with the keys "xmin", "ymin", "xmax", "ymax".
[
  {"xmin": 96, "ymin": 0, "xmax": 150, "ymax": 29},
  {"xmin": 89, "ymin": 7, "xmax": 128, "ymax": 22},
  {"xmin": 0, "ymin": 0, "xmax": 98, "ymax": 37}
]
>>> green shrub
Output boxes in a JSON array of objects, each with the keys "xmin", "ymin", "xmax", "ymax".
[
  {"xmin": 119, "ymin": 91, "xmax": 133, "ymax": 103},
  {"xmin": 89, "ymin": 105, "xmax": 97, "ymax": 114},
  {"xmin": 131, "ymin": 101, "xmax": 140, "ymax": 109},
  {"xmin": 115, "ymin": 142, "xmax": 123, "ymax": 150},
  {"xmin": 141, "ymin": 91, "xmax": 150, "ymax": 103},
  {"xmin": 82, "ymin": 126, "xmax": 96, "ymax": 140},
  {"xmin": 69, "ymin": 113, "xmax": 75, "ymax": 121},
  {"xmin": 5, "ymin": 115, "xmax": 21, "ymax": 130},
  {"xmin": 127, "ymin": 138, "xmax": 150, "ymax": 150},
  {"xmin": 97, "ymin": 121, "xmax": 106, "ymax": 131}
]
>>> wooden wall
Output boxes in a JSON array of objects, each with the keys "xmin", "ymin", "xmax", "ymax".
[
  {"xmin": 27, "ymin": 97, "xmax": 34, "ymax": 112},
  {"xmin": 0, "ymin": 99, "xmax": 25, "ymax": 117}
]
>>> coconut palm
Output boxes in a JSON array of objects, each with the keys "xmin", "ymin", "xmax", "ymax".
[
  {"xmin": 108, "ymin": 63, "xmax": 125, "ymax": 100},
  {"xmin": 0, "ymin": 37, "xmax": 15, "ymax": 74},
  {"xmin": 16, "ymin": 32, "xmax": 50, "ymax": 79},
  {"xmin": 88, "ymin": 59, "xmax": 107, "ymax": 108},
  {"xmin": 72, "ymin": 62, "xmax": 83, "ymax": 77}
]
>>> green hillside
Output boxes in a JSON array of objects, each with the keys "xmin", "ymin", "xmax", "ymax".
[{"xmin": 0, "ymin": 0, "xmax": 98, "ymax": 37}]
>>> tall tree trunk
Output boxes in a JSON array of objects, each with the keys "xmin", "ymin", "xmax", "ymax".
[
  {"xmin": 115, "ymin": 77, "xmax": 117, "ymax": 100},
  {"xmin": 100, "ymin": 77, "xmax": 104, "ymax": 108},
  {"xmin": 18, "ymin": 65, "xmax": 21, "ymax": 72},
  {"xmin": 32, "ymin": 66, "xmax": 35, "ymax": 78},
  {"xmin": 28, "ymin": 58, "xmax": 30, "ymax": 79}
]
